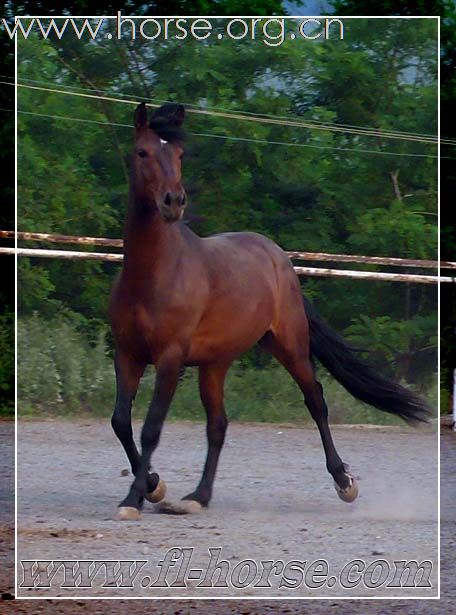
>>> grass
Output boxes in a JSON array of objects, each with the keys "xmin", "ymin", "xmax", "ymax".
[{"xmin": 16, "ymin": 315, "xmax": 437, "ymax": 425}]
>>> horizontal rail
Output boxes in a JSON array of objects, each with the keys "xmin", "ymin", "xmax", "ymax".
[
  {"xmin": 0, "ymin": 230, "xmax": 124, "ymax": 248},
  {"xmin": 1, "ymin": 247, "xmax": 451, "ymax": 283},
  {"xmin": 288, "ymin": 251, "xmax": 446, "ymax": 269},
  {"xmin": 0, "ymin": 247, "xmax": 123, "ymax": 262},
  {"xmin": 293, "ymin": 266, "xmax": 448, "ymax": 284},
  {"xmin": 1, "ymin": 230, "xmax": 451, "ymax": 270}
]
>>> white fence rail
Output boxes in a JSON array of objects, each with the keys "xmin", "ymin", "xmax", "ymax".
[{"xmin": 1, "ymin": 230, "xmax": 452, "ymax": 284}]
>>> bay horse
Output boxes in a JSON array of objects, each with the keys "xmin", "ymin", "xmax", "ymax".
[{"xmin": 109, "ymin": 102, "xmax": 430, "ymax": 520}]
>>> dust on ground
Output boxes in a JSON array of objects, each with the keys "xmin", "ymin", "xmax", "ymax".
[
  {"xmin": 0, "ymin": 422, "xmax": 456, "ymax": 615},
  {"xmin": 13, "ymin": 419, "xmax": 439, "ymax": 599}
]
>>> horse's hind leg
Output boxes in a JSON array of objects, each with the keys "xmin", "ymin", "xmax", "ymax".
[
  {"xmin": 261, "ymin": 330, "xmax": 358, "ymax": 502},
  {"xmin": 182, "ymin": 362, "xmax": 230, "ymax": 507}
]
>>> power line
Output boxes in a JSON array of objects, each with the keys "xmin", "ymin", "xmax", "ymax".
[
  {"xmin": 190, "ymin": 131, "xmax": 440, "ymax": 158},
  {"xmin": 0, "ymin": 73, "xmax": 442, "ymax": 141},
  {"xmin": 1, "ymin": 79, "xmax": 447, "ymax": 145},
  {"xmin": 7, "ymin": 107, "xmax": 444, "ymax": 159},
  {"xmin": 10, "ymin": 80, "xmax": 441, "ymax": 144},
  {"xmin": 14, "ymin": 108, "xmax": 131, "ymax": 128}
]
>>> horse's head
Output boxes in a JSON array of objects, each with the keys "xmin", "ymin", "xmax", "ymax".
[{"xmin": 132, "ymin": 102, "xmax": 186, "ymax": 223}]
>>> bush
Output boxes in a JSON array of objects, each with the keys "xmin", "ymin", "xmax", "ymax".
[
  {"xmin": 18, "ymin": 314, "xmax": 114, "ymax": 415},
  {"xmin": 0, "ymin": 312, "xmax": 14, "ymax": 416},
  {"xmin": 17, "ymin": 315, "xmax": 436, "ymax": 424}
]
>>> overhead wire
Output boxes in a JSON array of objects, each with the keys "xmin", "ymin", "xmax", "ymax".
[
  {"xmin": 0, "ymin": 73, "xmax": 443, "ymax": 141},
  {"xmin": 0, "ymin": 79, "xmax": 448, "ymax": 145},
  {"xmin": 1, "ymin": 106, "xmax": 445, "ymax": 159}
]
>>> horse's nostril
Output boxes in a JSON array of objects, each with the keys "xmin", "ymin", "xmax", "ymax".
[
  {"xmin": 181, "ymin": 194, "xmax": 186, "ymax": 206},
  {"xmin": 164, "ymin": 193, "xmax": 171, "ymax": 206}
]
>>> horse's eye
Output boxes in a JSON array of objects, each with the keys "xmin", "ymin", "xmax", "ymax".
[{"xmin": 137, "ymin": 149, "xmax": 148, "ymax": 158}]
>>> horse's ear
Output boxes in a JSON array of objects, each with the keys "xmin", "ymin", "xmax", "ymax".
[
  {"xmin": 172, "ymin": 104, "xmax": 185, "ymax": 127},
  {"xmin": 134, "ymin": 102, "xmax": 148, "ymax": 130}
]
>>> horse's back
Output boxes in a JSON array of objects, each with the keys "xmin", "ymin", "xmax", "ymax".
[{"xmin": 202, "ymin": 230, "xmax": 293, "ymax": 276}]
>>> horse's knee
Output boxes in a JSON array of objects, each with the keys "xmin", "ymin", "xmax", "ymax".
[
  {"xmin": 303, "ymin": 378, "xmax": 329, "ymax": 422},
  {"xmin": 111, "ymin": 408, "xmax": 132, "ymax": 440}
]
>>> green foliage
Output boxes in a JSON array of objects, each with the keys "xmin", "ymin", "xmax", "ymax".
[
  {"xmin": 15, "ymin": 16, "xmax": 438, "ymax": 420},
  {"xmin": 347, "ymin": 201, "xmax": 436, "ymax": 259},
  {"xmin": 8, "ymin": 0, "xmax": 287, "ymax": 19},
  {"xmin": 18, "ymin": 316, "xmax": 436, "ymax": 423},
  {"xmin": 332, "ymin": 0, "xmax": 445, "ymax": 16},
  {"xmin": 345, "ymin": 313, "xmax": 437, "ymax": 384},
  {"xmin": 18, "ymin": 314, "xmax": 114, "ymax": 414},
  {"xmin": 334, "ymin": 0, "xmax": 455, "ymax": 407}
]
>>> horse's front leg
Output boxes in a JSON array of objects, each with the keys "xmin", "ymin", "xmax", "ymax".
[
  {"xmin": 112, "ymin": 352, "xmax": 164, "ymax": 507},
  {"xmin": 117, "ymin": 349, "xmax": 182, "ymax": 520},
  {"xmin": 111, "ymin": 352, "xmax": 144, "ymax": 476}
]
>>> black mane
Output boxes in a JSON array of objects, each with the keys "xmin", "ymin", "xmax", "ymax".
[{"xmin": 149, "ymin": 103, "xmax": 185, "ymax": 143}]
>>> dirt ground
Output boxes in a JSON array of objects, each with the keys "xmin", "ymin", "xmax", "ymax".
[{"xmin": 1, "ymin": 418, "xmax": 453, "ymax": 612}]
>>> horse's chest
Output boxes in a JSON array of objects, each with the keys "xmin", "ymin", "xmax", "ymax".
[{"xmin": 114, "ymin": 301, "xmax": 193, "ymax": 360}]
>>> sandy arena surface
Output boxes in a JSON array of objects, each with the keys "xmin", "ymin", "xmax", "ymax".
[{"xmin": 0, "ymin": 418, "xmax": 451, "ymax": 611}]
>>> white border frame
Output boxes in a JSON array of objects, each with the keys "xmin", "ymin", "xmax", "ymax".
[{"xmin": 14, "ymin": 14, "xmax": 441, "ymax": 601}]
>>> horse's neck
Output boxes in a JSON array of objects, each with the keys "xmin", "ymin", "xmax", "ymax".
[{"xmin": 123, "ymin": 198, "xmax": 183, "ymax": 281}]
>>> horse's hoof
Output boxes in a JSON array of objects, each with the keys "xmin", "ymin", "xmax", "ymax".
[
  {"xmin": 180, "ymin": 500, "xmax": 203, "ymax": 514},
  {"xmin": 155, "ymin": 499, "xmax": 202, "ymax": 515},
  {"xmin": 334, "ymin": 475, "xmax": 359, "ymax": 503},
  {"xmin": 116, "ymin": 506, "xmax": 141, "ymax": 521},
  {"xmin": 145, "ymin": 479, "xmax": 167, "ymax": 503}
]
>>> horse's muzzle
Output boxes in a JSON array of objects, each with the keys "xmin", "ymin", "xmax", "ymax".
[
  {"xmin": 159, "ymin": 191, "xmax": 186, "ymax": 222},
  {"xmin": 159, "ymin": 205, "xmax": 185, "ymax": 223}
]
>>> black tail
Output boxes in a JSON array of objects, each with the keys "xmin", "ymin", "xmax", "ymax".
[{"xmin": 303, "ymin": 297, "xmax": 432, "ymax": 424}]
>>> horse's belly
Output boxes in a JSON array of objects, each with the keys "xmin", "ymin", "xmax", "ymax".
[
  {"xmin": 186, "ymin": 333, "xmax": 263, "ymax": 365},
  {"xmin": 186, "ymin": 301, "xmax": 273, "ymax": 364}
]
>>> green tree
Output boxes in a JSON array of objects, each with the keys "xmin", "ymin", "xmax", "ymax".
[
  {"xmin": 15, "ymin": 15, "xmax": 438, "ymax": 395},
  {"xmin": 331, "ymin": 0, "xmax": 454, "ymax": 404}
]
